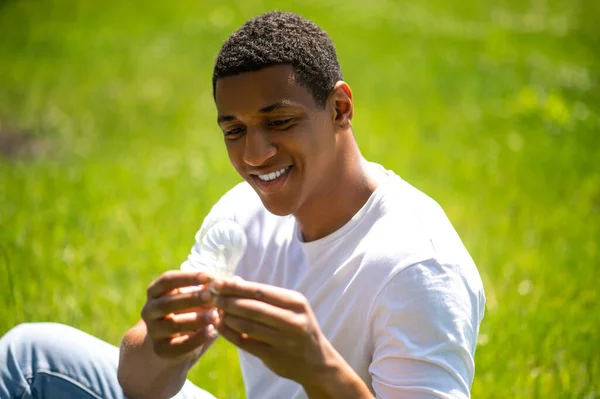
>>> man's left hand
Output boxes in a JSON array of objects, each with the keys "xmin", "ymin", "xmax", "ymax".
[{"xmin": 211, "ymin": 277, "xmax": 337, "ymax": 386}]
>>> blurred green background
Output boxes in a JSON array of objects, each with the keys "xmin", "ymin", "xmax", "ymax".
[{"xmin": 1, "ymin": 0, "xmax": 599, "ymax": 398}]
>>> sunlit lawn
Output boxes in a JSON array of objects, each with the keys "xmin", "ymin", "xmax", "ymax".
[{"xmin": 1, "ymin": 1, "xmax": 599, "ymax": 398}]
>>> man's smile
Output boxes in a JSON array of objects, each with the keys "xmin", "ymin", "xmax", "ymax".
[{"xmin": 249, "ymin": 165, "xmax": 294, "ymax": 192}]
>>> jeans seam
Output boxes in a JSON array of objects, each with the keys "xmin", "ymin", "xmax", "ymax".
[{"xmin": 29, "ymin": 368, "xmax": 105, "ymax": 399}]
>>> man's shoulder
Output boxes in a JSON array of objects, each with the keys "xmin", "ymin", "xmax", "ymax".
[
  {"xmin": 367, "ymin": 174, "xmax": 444, "ymax": 247},
  {"xmin": 378, "ymin": 173, "xmax": 444, "ymax": 218},
  {"xmin": 359, "ymin": 172, "xmax": 474, "ymax": 275}
]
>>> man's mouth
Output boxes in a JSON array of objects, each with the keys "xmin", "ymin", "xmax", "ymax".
[
  {"xmin": 250, "ymin": 165, "xmax": 293, "ymax": 192},
  {"xmin": 256, "ymin": 166, "xmax": 291, "ymax": 182}
]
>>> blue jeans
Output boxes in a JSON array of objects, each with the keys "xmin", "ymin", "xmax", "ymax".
[{"xmin": 0, "ymin": 323, "xmax": 216, "ymax": 399}]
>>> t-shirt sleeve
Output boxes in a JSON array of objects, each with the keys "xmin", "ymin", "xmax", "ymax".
[{"xmin": 368, "ymin": 259, "xmax": 483, "ymax": 399}]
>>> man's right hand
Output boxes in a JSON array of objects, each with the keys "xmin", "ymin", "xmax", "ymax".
[{"xmin": 141, "ymin": 271, "xmax": 218, "ymax": 361}]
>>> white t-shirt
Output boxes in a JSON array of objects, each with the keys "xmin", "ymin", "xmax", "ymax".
[{"xmin": 182, "ymin": 164, "xmax": 485, "ymax": 399}]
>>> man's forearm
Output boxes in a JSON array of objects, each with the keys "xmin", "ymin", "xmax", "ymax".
[
  {"xmin": 301, "ymin": 347, "xmax": 374, "ymax": 399},
  {"xmin": 117, "ymin": 320, "xmax": 197, "ymax": 399}
]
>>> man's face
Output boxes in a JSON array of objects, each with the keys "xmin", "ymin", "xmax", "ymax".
[{"xmin": 215, "ymin": 65, "xmax": 337, "ymax": 216}]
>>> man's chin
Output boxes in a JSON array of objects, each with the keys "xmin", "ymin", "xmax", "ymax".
[
  {"xmin": 262, "ymin": 201, "xmax": 295, "ymax": 217},
  {"xmin": 258, "ymin": 195, "xmax": 296, "ymax": 217},
  {"xmin": 245, "ymin": 180, "xmax": 297, "ymax": 216}
]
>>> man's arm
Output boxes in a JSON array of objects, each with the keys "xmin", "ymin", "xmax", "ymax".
[
  {"xmin": 118, "ymin": 320, "xmax": 207, "ymax": 399},
  {"xmin": 117, "ymin": 272, "xmax": 219, "ymax": 399},
  {"xmin": 368, "ymin": 260, "xmax": 485, "ymax": 398},
  {"xmin": 299, "ymin": 344, "xmax": 374, "ymax": 399},
  {"xmin": 294, "ymin": 259, "xmax": 483, "ymax": 399}
]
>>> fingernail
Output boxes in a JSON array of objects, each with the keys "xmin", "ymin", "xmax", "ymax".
[
  {"xmin": 200, "ymin": 290, "xmax": 211, "ymax": 302},
  {"xmin": 209, "ymin": 284, "xmax": 220, "ymax": 296},
  {"xmin": 210, "ymin": 280, "xmax": 224, "ymax": 295},
  {"xmin": 204, "ymin": 311, "xmax": 215, "ymax": 323},
  {"xmin": 206, "ymin": 309, "xmax": 218, "ymax": 323},
  {"xmin": 206, "ymin": 324, "xmax": 218, "ymax": 338}
]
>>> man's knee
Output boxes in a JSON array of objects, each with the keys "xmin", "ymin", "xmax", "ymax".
[
  {"xmin": 1, "ymin": 323, "xmax": 126, "ymax": 399},
  {"xmin": 1, "ymin": 322, "xmax": 77, "ymax": 352},
  {"xmin": 2, "ymin": 322, "xmax": 45, "ymax": 347}
]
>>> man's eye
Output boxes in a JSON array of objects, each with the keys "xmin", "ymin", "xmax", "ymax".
[
  {"xmin": 225, "ymin": 127, "xmax": 244, "ymax": 137},
  {"xmin": 268, "ymin": 118, "xmax": 295, "ymax": 128}
]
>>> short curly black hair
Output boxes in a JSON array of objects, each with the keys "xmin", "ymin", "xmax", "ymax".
[{"xmin": 212, "ymin": 11, "xmax": 343, "ymax": 108}]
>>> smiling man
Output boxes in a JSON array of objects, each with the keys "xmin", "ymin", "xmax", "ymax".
[{"xmin": 0, "ymin": 11, "xmax": 485, "ymax": 399}]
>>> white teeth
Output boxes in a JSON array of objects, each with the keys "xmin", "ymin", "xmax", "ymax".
[{"xmin": 257, "ymin": 167, "xmax": 289, "ymax": 182}]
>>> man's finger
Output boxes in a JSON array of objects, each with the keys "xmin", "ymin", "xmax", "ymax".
[
  {"xmin": 152, "ymin": 327, "xmax": 216, "ymax": 359},
  {"xmin": 143, "ymin": 289, "xmax": 215, "ymax": 320},
  {"xmin": 151, "ymin": 310, "xmax": 219, "ymax": 339},
  {"xmin": 147, "ymin": 271, "xmax": 212, "ymax": 299},
  {"xmin": 213, "ymin": 278, "xmax": 306, "ymax": 311},
  {"xmin": 222, "ymin": 313, "xmax": 282, "ymax": 346},
  {"xmin": 216, "ymin": 320, "xmax": 272, "ymax": 359},
  {"xmin": 215, "ymin": 296, "xmax": 299, "ymax": 332}
]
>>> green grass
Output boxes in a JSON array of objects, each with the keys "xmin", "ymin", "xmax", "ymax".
[{"xmin": 1, "ymin": 0, "xmax": 599, "ymax": 398}]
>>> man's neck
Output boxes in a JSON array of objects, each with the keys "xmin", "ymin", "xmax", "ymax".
[{"xmin": 294, "ymin": 141, "xmax": 380, "ymax": 243}]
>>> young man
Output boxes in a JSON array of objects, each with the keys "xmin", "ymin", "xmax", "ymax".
[{"xmin": 0, "ymin": 11, "xmax": 485, "ymax": 399}]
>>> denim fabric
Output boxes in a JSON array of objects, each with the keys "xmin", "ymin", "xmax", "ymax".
[{"xmin": 0, "ymin": 323, "xmax": 216, "ymax": 399}]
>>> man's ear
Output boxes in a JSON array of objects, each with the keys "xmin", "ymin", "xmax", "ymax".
[{"xmin": 329, "ymin": 81, "xmax": 353, "ymax": 130}]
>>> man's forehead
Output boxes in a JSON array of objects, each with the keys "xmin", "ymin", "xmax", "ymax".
[{"xmin": 215, "ymin": 65, "xmax": 315, "ymax": 115}]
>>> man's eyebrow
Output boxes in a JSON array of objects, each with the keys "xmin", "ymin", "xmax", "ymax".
[
  {"xmin": 217, "ymin": 101, "xmax": 304, "ymax": 124},
  {"xmin": 217, "ymin": 115, "xmax": 236, "ymax": 123},
  {"xmin": 259, "ymin": 101, "xmax": 303, "ymax": 113}
]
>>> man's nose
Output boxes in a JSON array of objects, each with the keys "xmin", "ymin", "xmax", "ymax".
[{"xmin": 243, "ymin": 128, "xmax": 277, "ymax": 167}]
